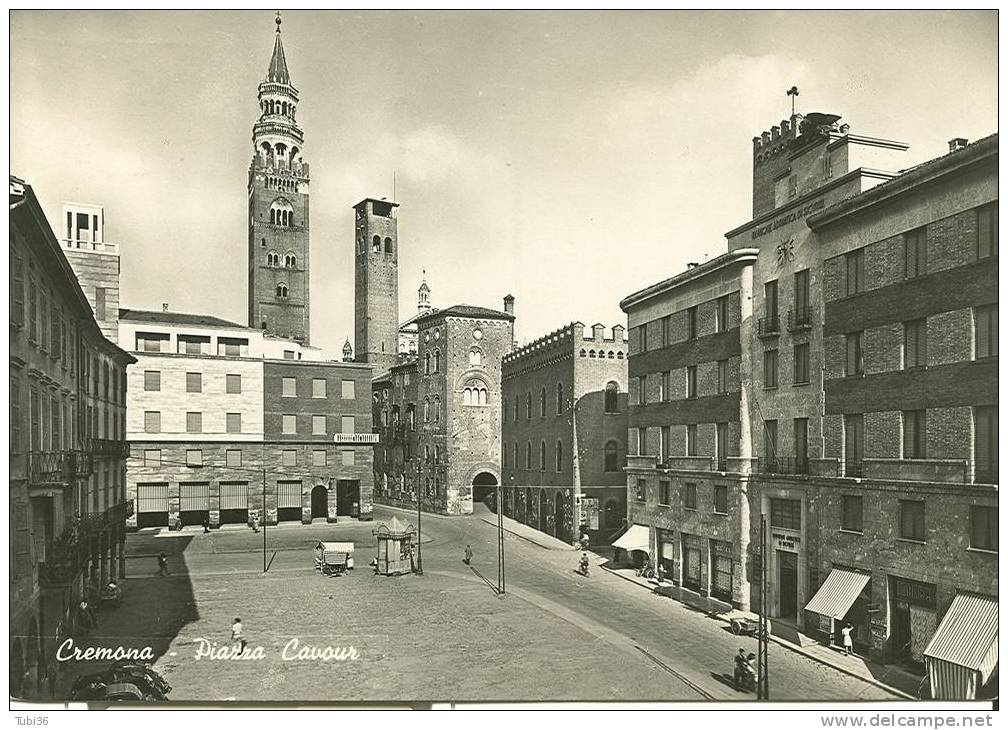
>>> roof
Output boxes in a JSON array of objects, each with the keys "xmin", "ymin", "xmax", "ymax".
[
  {"xmin": 416, "ymin": 304, "xmax": 514, "ymax": 323},
  {"xmin": 119, "ymin": 308, "xmax": 248, "ymax": 330},
  {"xmin": 399, "ymin": 308, "xmax": 439, "ymax": 330},
  {"xmin": 924, "ymin": 592, "xmax": 998, "ymax": 671},
  {"xmin": 620, "ymin": 247, "xmax": 759, "ymax": 312},
  {"xmin": 265, "ymin": 20, "xmax": 291, "ymax": 85}
]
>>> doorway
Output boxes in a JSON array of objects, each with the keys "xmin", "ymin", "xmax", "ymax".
[
  {"xmin": 554, "ymin": 491, "xmax": 566, "ymax": 543},
  {"xmin": 472, "ymin": 472, "xmax": 498, "ymax": 504},
  {"xmin": 311, "ymin": 485, "xmax": 329, "ymax": 520},
  {"xmin": 539, "ymin": 491, "xmax": 550, "ymax": 534},
  {"xmin": 336, "ymin": 480, "xmax": 360, "ymax": 517},
  {"xmin": 778, "ymin": 550, "xmax": 799, "ymax": 619}
]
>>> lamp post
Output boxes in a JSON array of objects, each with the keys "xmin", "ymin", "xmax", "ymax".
[
  {"xmin": 415, "ymin": 460, "xmax": 423, "ymax": 575},
  {"xmin": 261, "ymin": 466, "xmax": 267, "ymax": 573}
]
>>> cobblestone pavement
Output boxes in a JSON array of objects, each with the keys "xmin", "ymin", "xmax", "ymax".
[{"xmin": 60, "ymin": 505, "xmax": 906, "ymax": 703}]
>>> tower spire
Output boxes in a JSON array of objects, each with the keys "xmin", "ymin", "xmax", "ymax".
[{"xmin": 266, "ymin": 12, "xmax": 291, "ymax": 85}]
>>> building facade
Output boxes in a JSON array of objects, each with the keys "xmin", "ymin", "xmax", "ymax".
[
  {"xmin": 122, "ymin": 310, "xmax": 375, "ymax": 528},
  {"xmin": 621, "ymin": 111, "xmax": 998, "ymax": 679},
  {"xmin": 247, "ymin": 15, "xmax": 311, "ymax": 344},
  {"xmin": 501, "ymin": 322, "xmax": 629, "ymax": 546},
  {"xmin": 354, "ymin": 197, "xmax": 400, "ymax": 375},
  {"xmin": 10, "ymin": 176, "xmax": 135, "ymax": 699}
]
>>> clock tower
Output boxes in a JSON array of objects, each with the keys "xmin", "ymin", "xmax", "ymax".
[
  {"xmin": 248, "ymin": 12, "xmax": 311, "ymax": 344},
  {"xmin": 353, "ymin": 198, "xmax": 400, "ymax": 375}
]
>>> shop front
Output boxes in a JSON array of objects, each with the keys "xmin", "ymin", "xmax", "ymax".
[
  {"xmin": 804, "ymin": 567, "xmax": 872, "ymax": 650},
  {"xmin": 924, "ymin": 591, "xmax": 998, "ymax": 700},
  {"xmin": 681, "ymin": 533, "xmax": 703, "ymax": 593},
  {"xmin": 710, "ymin": 539, "xmax": 734, "ymax": 603},
  {"xmin": 656, "ymin": 528, "xmax": 676, "ymax": 579},
  {"xmin": 888, "ymin": 575, "xmax": 937, "ymax": 667}
]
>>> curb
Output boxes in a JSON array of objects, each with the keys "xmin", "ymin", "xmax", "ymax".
[
  {"xmin": 600, "ymin": 565, "xmax": 915, "ymax": 700},
  {"xmin": 477, "ymin": 515, "xmax": 571, "ymax": 552}
]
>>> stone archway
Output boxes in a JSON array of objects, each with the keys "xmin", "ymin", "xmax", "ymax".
[
  {"xmin": 310, "ymin": 484, "xmax": 329, "ymax": 520},
  {"xmin": 539, "ymin": 490, "xmax": 550, "ymax": 534},
  {"xmin": 472, "ymin": 472, "xmax": 498, "ymax": 505},
  {"xmin": 10, "ymin": 638, "xmax": 24, "ymax": 698}
]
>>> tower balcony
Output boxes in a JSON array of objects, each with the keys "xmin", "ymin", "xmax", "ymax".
[
  {"xmin": 60, "ymin": 238, "xmax": 119, "ymax": 255},
  {"xmin": 253, "ymin": 119, "xmax": 304, "ymax": 145}
]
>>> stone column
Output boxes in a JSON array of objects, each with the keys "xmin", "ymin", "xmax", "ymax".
[{"xmin": 734, "ymin": 261, "xmax": 755, "ymax": 612}]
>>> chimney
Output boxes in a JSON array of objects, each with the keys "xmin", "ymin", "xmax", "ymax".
[
  {"xmin": 948, "ymin": 138, "xmax": 969, "ymax": 153},
  {"xmin": 503, "ymin": 294, "xmax": 514, "ymax": 316}
]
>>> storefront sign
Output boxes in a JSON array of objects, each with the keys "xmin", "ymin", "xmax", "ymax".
[
  {"xmin": 682, "ymin": 533, "xmax": 703, "ymax": 549},
  {"xmin": 333, "ymin": 433, "xmax": 379, "ymax": 444},
  {"xmin": 772, "ymin": 531, "xmax": 801, "ymax": 552},
  {"xmin": 750, "ymin": 198, "xmax": 826, "ymax": 240},
  {"xmin": 893, "ymin": 577, "xmax": 936, "ymax": 609},
  {"xmin": 711, "ymin": 539, "xmax": 733, "ymax": 556},
  {"xmin": 870, "ymin": 617, "xmax": 887, "ymax": 639}
]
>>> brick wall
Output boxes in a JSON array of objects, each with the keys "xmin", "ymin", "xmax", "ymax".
[
  {"xmin": 927, "ymin": 406, "xmax": 972, "ymax": 460},
  {"xmin": 864, "ymin": 323, "xmax": 902, "ymax": 374},
  {"xmin": 927, "ymin": 309, "xmax": 972, "ymax": 367},
  {"xmin": 864, "ymin": 411, "xmax": 900, "ymax": 459}
]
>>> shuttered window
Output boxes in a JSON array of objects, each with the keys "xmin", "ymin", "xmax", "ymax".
[
  {"xmin": 277, "ymin": 480, "xmax": 302, "ymax": 508},
  {"xmin": 179, "ymin": 483, "xmax": 210, "ymax": 511}
]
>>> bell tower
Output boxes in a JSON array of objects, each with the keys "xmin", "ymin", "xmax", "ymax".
[
  {"xmin": 353, "ymin": 197, "xmax": 400, "ymax": 375},
  {"xmin": 248, "ymin": 12, "xmax": 311, "ymax": 344}
]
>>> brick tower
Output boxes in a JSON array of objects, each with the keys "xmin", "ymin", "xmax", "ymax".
[
  {"xmin": 247, "ymin": 12, "xmax": 311, "ymax": 344},
  {"xmin": 353, "ymin": 197, "xmax": 400, "ymax": 375}
]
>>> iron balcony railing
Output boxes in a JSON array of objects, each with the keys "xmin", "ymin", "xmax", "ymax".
[
  {"xmin": 757, "ymin": 456, "xmax": 810, "ymax": 475},
  {"xmin": 758, "ymin": 315, "xmax": 780, "ymax": 337},
  {"xmin": 788, "ymin": 306, "xmax": 814, "ymax": 331},
  {"xmin": 88, "ymin": 438, "xmax": 130, "ymax": 459},
  {"xmin": 28, "ymin": 450, "xmax": 95, "ymax": 485}
]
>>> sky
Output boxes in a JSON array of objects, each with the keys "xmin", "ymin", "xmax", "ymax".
[{"xmin": 10, "ymin": 10, "xmax": 998, "ymax": 358}]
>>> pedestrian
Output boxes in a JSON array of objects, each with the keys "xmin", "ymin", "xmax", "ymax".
[
  {"xmin": 231, "ymin": 617, "xmax": 247, "ymax": 654},
  {"xmin": 464, "ymin": 544, "xmax": 473, "ymax": 565},
  {"xmin": 202, "ymin": 513, "xmax": 210, "ymax": 534},
  {"xmin": 157, "ymin": 551, "xmax": 169, "ymax": 576},
  {"xmin": 841, "ymin": 623, "xmax": 854, "ymax": 656}
]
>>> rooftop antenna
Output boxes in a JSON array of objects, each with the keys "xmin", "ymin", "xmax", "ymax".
[{"xmin": 787, "ymin": 86, "xmax": 799, "ymax": 117}]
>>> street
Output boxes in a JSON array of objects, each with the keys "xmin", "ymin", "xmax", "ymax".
[{"xmin": 64, "ymin": 504, "xmax": 904, "ymax": 703}]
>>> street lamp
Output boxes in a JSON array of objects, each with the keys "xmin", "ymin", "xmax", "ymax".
[{"xmin": 415, "ymin": 459, "xmax": 423, "ymax": 575}]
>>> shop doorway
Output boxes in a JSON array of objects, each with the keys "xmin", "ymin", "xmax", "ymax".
[
  {"xmin": 310, "ymin": 485, "xmax": 329, "ymax": 520},
  {"xmin": 539, "ymin": 491, "xmax": 550, "ymax": 534},
  {"xmin": 336, "ymin": 480, "xmax": 360, "ymax": 517},
  {"xmin": 219, "ymin": 482, "xmax": 250, "ymax": 526},
  {"xmin": 554, "ymin": 491, "xmax": 566, "ymax": 543},
  {"xmin": 778, "ymin": 550, "xmax": 799, "ymax": 619},
  {"xmin": 682, "ymin": 538, "xmax": 702, "ymax": 592}
]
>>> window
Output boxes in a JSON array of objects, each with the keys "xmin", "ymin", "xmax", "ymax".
[
  {"xmin": 341, "ymin": 416, "xmax": 355, "ymax": 434},
  {"xmin": 539, "ymin": 441, "xmax": 547, "ymax": 471},
  {"xmin": 282, "ymin": 377, "xmax": 297, "ymax": 397},
  {"xmin": 794, "ymin": 342, "xmax": 810, "ymax": 384},
  {"xmin": 655, "ymin": 425, "xmax": 668, "ymax": 464},
  {"xmin": 716, "ymin": 422, "xmax": 728, "ymax": 466},
  {"xmin": 637, "ymin": 375, "xmax": 647, "ymax": 405},
  {"xmin": 660, "ymin": 370, "xmax": 671, "ymax": 402},
  {"xmin": 283, "ymin": 350, "xmax": 295, "ymax": 360},
  {"xmin": 684, "ymin": 483, "xmax": 697, "ymax": 510},
  {"xmin": 679, "ymin": 424, "xmax": 694, "ymax": 456},
  {"xmin": 604, "ymin": 382, "xmax": 619, "ymax": 413},
  {"xmin": 686, "ymin": 307, "xmax": 698, "ymax": 340},
  {"xmin": 282, "ymin": 414, "xmax": 296, "ymax": 434},
  {"xmin": 970, "ymin": 505, "xmax": 998, "ymax": 551},
  {"xmin": 555, "ymin": 441, "xmax": 563, "ymax": 472},
  {"xmin": 659, "ymin": 480, "xmax": 671, "ymax": 506},
  {"xmin": 556, "ymin": 383, "xmax": 564, "ymax": 414},
  {"xmin": 28, "ymin": 280, "xmax": 37, "ymax": 342},
  {"xmin": 311, "ymin": 378, "xmax": 326, "ymax": 398},
  {"xmin": 637, "ymin": 427, "xmax": 648, "ymax": 456},
  {"xmin": 640, "ymin": 325, "xmax": 648, "ymax": 352},
  {"xmin": 660, "ymin": 315, "xmax": 671, "ymax": 347},
  {"xmin": 9, "ymin": 376, "xmax": 21, "ymax": 452},
  {"xmin": 974, "ymin": 305, "xmax": 998, "ymax": 358},
  {"xmin": 794, "ymin": 268, "xmax": 810, "ymax": 315},
  {"xmin": 846, "ymin": 331, "xmax": 864, "ymax": 376},
  {"xmin": 186, "ymin": 372, "xmax": 202, "ymax": 393},
  {"xmin": 904, "ymin": 227, "xmax": 927, "ymax": 279},
  {"xmin": 974, "ymin": 406, "xmax": 998, "ymax": 483},
  {"xmin": 312, "ymin": 450, "xmax": 327, "ymax": 467},
  {"xmin": 226, "ymin": 374, "xmax": 242, "ymax": 394},
  {"xmin": 794, "ymin": 417, "xmax": 808, "ymax": 468},
  {"xmin": 282, "ymin": 449, "xmax": 296, "ymax": 466},
  {"xmin": 902, "ymin": 410, "xmax": 926, "ymax": 459},
  {"xmin": 764, "ymin": 419, "xmax": 778, "ymax": 460},
  {"xmin": 179, "ymin": 335, "xmax": 209, "ymax": 355},
  {"xmin": 10, "ymin": 252, "xmax": 24, "ymax": 327},
  {"xmin": 764, "ymin": 349, "xmax": 778, "ymax": 389},
  {"xmin": 144, "ymin": 411, "xmax": 161, "ymax": 434},
  {"xmin": 635, "ymin": 479, "xmax": 647, "ymax": 502},
  {"xmin": 341, "ymin": 450, "xmax": 355, "ymax": 466},
  {"xmin": 844, "ymin": 413, "xmax": 864, "ymax": 476},
  {"xmin": 899, "ymin": 500, "xmax": 925, "ymax": 542},
  {"xmin": 842, "ymin": 495, "xmax": 863, "ymax": 533},
  {"xmin": 717, "ymin": 360, "xmax": 729, "ymax": 395},
  {"xmin": 469, "ymin": 349, "xmax": 482, "ymax": 367},
  {"xmin": 604, "ymin": 441, "xmax": 619, "ymax": 472},
  {"xmin": 714, "ymin": 485, "xmax": 728, "ymax": 515},
  {"xmin": 143, "ymin": 449, "xmax": 160, "ymax": 468},
  {"xmin": 788, "ymin": 173, "xmax": 798, "ymax": 198},
  {"xmin": 686, "ymin": 366, "xmax": 697, "ymax": 399},
  {"xmin": 716, "ymin": 296, "xmax": 730, "ymax": 333},
  {"xmin": 226, "ymin": 449, "xmax": 242, "ymax": 468},
  {"xmin": 525, "ymin": 442, "xmax": 532, "ymax": 469},
  {"xmin": 845, "ymin": 248, "xmax": 865, "ymax": 296},
  {"xmin": 462, "ymin": 383, "xmax": 488, "ymax": 406},
  {"xmin": 433, "ymin": 349, "xmax": 440, "ymax": 373},
  {"xmin": 222, "ymin": 412, "xmax": 240, "ymax": 434},
  {"xmin": 977, "ymin": 203, "xmax": 998, "ymax": 260},
  {"xmin": 540, "ymin": 387, "xmax": 547, "ymax": 417},
  {"xmin": 770, "ymin": 498, "xmax": 801, "ymax": 530},
  {"xmin": 433, "ymin": 397, "xmax": 441, "ymax": 423},
  {"xmin": 525, "ymin": 392, "xmax": 532, "ymax": 419},
  {"xmin": 186, "ymin": 412, "xmax": 202, "ymax": 434},
  {"xmin": 144, "ymin": 370, "xmax": 160, "ymax": 391},
  {"xmin": 186, "ymin": 449, "xmax": 202, "ymax": 467},
  {"xmin": 823, "ymin": 153, "xmax": 832, "ymax": 180},
  {"xmin": 341, "ymin": 380, "xmax": 355, "ymax": 399},
  {"xmin": 218, "ymin": 338, "xmax": 247, "ymax": 357},
  {"xmin": 765, "ymin": 280, "xmax": 779, "ymax": 321},
  {"xmin": 276, "ymin": 283, "xmax": 288, "ymax": 298}
]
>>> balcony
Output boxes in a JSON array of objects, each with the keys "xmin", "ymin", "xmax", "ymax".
[
  {"xmin": 971, "ymin": 460, "xmax": 998, "ymax": 485},
  {"xmin": 757, "ymin": 457, "xmax": 810, "ymax": 475},
  {"xmin": 844, "ymin": 459, "xmax": 863, "ymax": 478},
  {"xmin": 38, "ymin": 555, "xmax": 79, "ymax": 588},
  {"xmin": 788, "ymin": 307, "xmax": 814, "ymax": 332},
  {"xmin": 28, "ymin": 451, "xmax": 93, "ymax": 486},
  {"xmin": 758, "ymin": 315, "xmax": 780, "ymax": 337},
  {"xmin": 88, "ymin": 438, "xmax": 130, "ymax": 459}
]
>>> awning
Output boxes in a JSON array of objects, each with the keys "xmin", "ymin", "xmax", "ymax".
[
  {"xmin": 924, "ymin": 592, "xmax": 998, "ymax": 700},
  {"xmin": 612, "ymin": 524, "xmax": 650, "ymax": 553},
  {"xmin": 804, "ymin": 568, "xmax": 871, "ymax": 619},
  {"xmin": 316, "ymin": 541, "xmax": 355, "ymax": 554}
]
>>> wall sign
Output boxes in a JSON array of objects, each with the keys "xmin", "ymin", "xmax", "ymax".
[
  {"xmin": 893, "ymin": 577, "xmax": 936, "ymax": 609},
  {"xmin": 773, "ymin": 531, "xmax": 801, "ymax": 552},
  {"xmin": 750, "ymin": 198, "xmax": 826, "ymax": 240},
  {"xmin": 334, "ymin": 433, "xmax": 379, "ymax": 444}
]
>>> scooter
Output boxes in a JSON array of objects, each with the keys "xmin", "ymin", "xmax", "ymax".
[
  {"xmin": 577, "ymin": 556, "xmax": 590, "ymax": 577},
  {"xmin": 733, "ymin": 663, "xmax": 758, "ymax": 692}
]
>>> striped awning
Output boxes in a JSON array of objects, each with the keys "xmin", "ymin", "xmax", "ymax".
[
  {"xmin": 925, "ymin": 591, "xmax": 998, "ymax": 671},
  {"xmin": 804, "ymin": 568, "xmax": 871, "ymax": 619},
  {"xmin": 612, "ymin": 524, "xmax": 650, "ymax": 553}
]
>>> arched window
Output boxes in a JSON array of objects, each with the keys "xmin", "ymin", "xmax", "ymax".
[
  {"xmin": 424, "ymin": 352, "xmax": 431, "ymax": 375},
  {"xmin": 384, "ymin": 237, "xmax": 394, "ymax": 255},
  {"xmin": 407, "ymin": 405, "xmax": 415, "ymax": 430},
  {"xmin": 433, "ymin": 396, "xmax": 441, "ymax": 423},
  {"xmin": 604, "ymin": 441, "xmax": 620, "ymax": 472},
  {"xmin": 539, "ymin": 387, "xmax": 546, "ymax": 417},
  {"xmin": 513, "ymin": 398, "xmax": 519, "ymax": 422},
  {"xmin": 276, "ymin": 283, "xmax": 288, "ymax": 298},
  {"xmin": 616, "ymin": 351, "xmax": 624, "ymax": 360},
  {"xmin": 604, "ymin": 381, "xmax": 619, "ymax": 413},
  {"xmin": 372, "ymin": 235, "xmax": 381, "ymax": 254},
  {"xmin": 463, "ymin": 388, "xmax": 472, "ymax": 407},
  {"xmin": 556, "ymin": 440, "xmax": 563, "ymax": 472},
  {"xmin": 502, "ymin": 397, "xmax": 508, "ymax": 422},
  {"xmin": 433, "ymin": 349, "xmax": 440, "ymax": 373},
  {"xmin": 589, "ymin": 349, "xmax": 596, "ymax": 358},
  {"xmin": 556, "ymin": 382, "xmax": 564, "ymax": 414},
  {"xmin": 539, "ymin": 441, "xmax": 547, "ymax": 471},
  {"xmin": 478, "ymin": 388, "xmax": 487, "ymax": 406},
  {"xmin": 525, "ymin": 392, "xmax": 532, "ymax": 419},
  {"xmin": 513, "ymin": 443, "xmax": 519, "ymax": 470},
  {"xmin": 423, "ymin": 397, "xmax": 430, "ymax": 422},
  {"xmin": 469, "ymin": 349, "xmax": 482, "ymax": 367},
  {"xmin": 424, "ymin": 445, "xmax": 430, "ymax": 463},
  {"xmin": 579, "ymin": 349, "xmax": 587, "ymax": 357},
  {"xmin": 285, "ymin": 253, "xmax": 296, "ymax": 268},
  {"xmin": 266, "ymin": 251, "xmax": 279, "ymax": 267},
  {"xmin": 462, "ymin": 382, "xmax": 488, "ymax": 407},
  {"xmin": 525, "ymin": 441, "xmax": 532, "ymax": 469},
  {"xmin": 270, "ymin": 199, "xmax": 294, "ymax": 227}
]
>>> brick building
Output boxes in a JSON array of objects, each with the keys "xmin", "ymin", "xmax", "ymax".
[
  {"xmin": 354, "ymin": 197, "xmax": 400, "ymax": 376},
  {"xmin": 10, "ymin": 176, "xmax": 135, "ymax": 699},
  {"xmin": 621, "ymin": 110, "xmax": 997, "ymax": 686},
  {"xmin": 122, "ymin": 310, "xmax": 375, "ymax": 528},
  {"xmin": 373, "ymin": 301, "xmax": 515, "ymax": 516},
  {"xmin": 500, "ymin": 322, "xmax": 628, "ymax": 546}
]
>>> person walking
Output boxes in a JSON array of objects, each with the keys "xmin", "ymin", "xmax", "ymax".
[
  {"xmin": 231, "ymin": 617, "xmax": 247, "ymax": 654},
  {"xmin": 157, "ymin": 552, "xmax": 169, "ymax": 576},
  {"xmin": 202, "ymin": 513, "xmax": 210, "ymax": 534},
  {"xmin": 841, "ymin": 623, "xmax": 854, "ymax": 656},
  {"xmin": 464, "ymin": 544, "xmax": 473, "ymax": 565}
]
